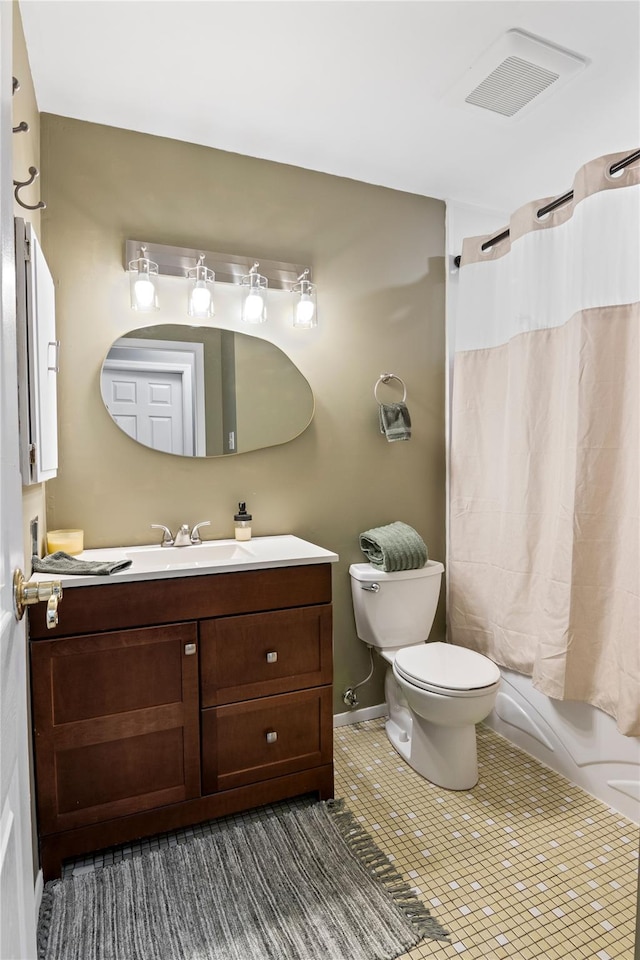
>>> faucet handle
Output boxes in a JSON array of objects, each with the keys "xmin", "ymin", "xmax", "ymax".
[
  {"xmin": 151, "ymin": 524, "xmax": 174, "ymax": 546},
  {"xmin": 190, "ymin": 521, "xmax": 211, "ymax": 544}
]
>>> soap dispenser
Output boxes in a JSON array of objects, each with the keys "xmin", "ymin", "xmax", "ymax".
[{"xmin": 234, "ymin": 502, "xmax": 252, "ymax": 541}]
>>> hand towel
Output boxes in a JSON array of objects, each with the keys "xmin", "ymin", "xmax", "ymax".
[
  {"xmin": 32, "ymin": 552, "xmax": 133, "ymax": 576},
  {"xmin": 379, "ymin": 402, "xmax": 411, "ymax": 441},
  {"xmin": 359, "ymin": 521, "xmax": 428, "ymax": 572}
]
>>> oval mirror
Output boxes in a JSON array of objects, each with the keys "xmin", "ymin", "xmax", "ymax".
[{"xmin": 100, "ymin": 324, "xmax": 314, "ymax": 457}]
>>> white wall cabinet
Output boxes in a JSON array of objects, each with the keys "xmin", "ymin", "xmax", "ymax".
[{"xmin": 15, "ymin": 218, "xmax": 58, "ymax": 484}]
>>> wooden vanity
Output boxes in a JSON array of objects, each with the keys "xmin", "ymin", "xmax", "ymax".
[{"xmin": 29, "ymin": 559, "xmax": 334, "ymax": 879}]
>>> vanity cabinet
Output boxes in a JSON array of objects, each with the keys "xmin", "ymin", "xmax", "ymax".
[{"xmin": 29, "ymin": 564, "xmax": 333, "ymax": 879}]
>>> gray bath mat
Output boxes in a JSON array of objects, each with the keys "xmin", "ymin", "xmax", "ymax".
[{"xmin": 38, "ymin": 799, "xmax": 449, "ymax": 960}]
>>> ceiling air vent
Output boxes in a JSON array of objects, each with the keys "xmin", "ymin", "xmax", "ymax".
[{"xmin": 446, "ymin": 29, "xmax": 589, "ymax": 120}]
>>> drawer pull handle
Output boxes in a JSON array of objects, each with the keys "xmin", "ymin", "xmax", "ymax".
[
  {"xmin": 266, "ymin": 730, "xmax": 278, "ymax": 744},
  {"xmin": 266, "ymin": 651, "xmax": 278, "ymax": 664},
  {"xmin": 184, "ymin": 643, "xmax": 197, "ymax": 656}
]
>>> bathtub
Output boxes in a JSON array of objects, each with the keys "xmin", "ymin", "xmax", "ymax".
[{"xmin": 484, "ymin": 667, "xmax": 640, "ymax": 825}]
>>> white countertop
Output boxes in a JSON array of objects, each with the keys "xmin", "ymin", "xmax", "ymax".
[{"xmin": 31, "ymin": 535, "xmax": 339, "ymax": 588}]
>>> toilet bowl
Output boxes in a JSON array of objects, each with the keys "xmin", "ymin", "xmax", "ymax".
[{"xmin": 349, "ymin": 561, "xmax": 500, "ymax": 790}]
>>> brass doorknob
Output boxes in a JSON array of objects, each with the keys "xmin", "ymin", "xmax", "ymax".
[{"xmin": 13, "ymin": 568, "xmax": 63, "ymax": 629}]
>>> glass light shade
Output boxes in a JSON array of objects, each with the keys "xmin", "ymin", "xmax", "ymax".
[
  {"xmin": 292, "ymin": 277, "xmax": 317, "ymax": 328},
  {"xmin": 187, "ymin": 263, "xmax": 215, "ymax": 319},
  {"xmin": 129, "ymin": 255, "xmax": 159, "ymax": 312},
  {"xmin": 240, "ymin": 269, "xmax": 268, "ymax": 324}
]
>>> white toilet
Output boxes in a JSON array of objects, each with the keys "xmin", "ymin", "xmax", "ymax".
[{"xmin": 349, "ymin": 561, "xmax": 500, "ymax": 790}]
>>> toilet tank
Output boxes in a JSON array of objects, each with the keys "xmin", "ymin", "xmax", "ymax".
[{"xmin": 349, "ymin": 561, "xmax": 444, "ymax": 649}]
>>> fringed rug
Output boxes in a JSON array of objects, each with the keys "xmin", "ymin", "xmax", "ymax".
[{"xmin": 38, "ymin": 799, "xmax": 449, "ymax": 960}]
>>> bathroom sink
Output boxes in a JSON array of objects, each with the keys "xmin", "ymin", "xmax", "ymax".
[
  {"xmin": 126, "ymin": 540, "xmax": 253, "ymax": 570},
  {"xmin": 31, "ymin": 535, "xmax": 339, "ymax": 587}
]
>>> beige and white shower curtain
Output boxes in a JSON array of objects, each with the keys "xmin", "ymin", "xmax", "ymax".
[{"xmin": 449, "ymin": 150, "xmax": 640, "ymax": 736}]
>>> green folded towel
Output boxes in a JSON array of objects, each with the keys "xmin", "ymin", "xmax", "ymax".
[
  {"xmin": 379, "ymin": 402, "xmax": 411, "ymax": 441},
  {"xmin": 32, "ymin": 552, "xmax": 133, "ymax": 576},
  {"xmin": 359, "ymin": 521, "xmax": 428, "ymax": 572}
]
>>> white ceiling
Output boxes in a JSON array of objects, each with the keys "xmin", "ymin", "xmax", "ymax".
[{"xmin": 19, "ymin": 0, "xmax": 640, "ymax": 214}]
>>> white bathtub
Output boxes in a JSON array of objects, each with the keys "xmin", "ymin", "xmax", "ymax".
[{"xmin": 484, "ymin": 668, "xmax": 640, "ymax": 825}]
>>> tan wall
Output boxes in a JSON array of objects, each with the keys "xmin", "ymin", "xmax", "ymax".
[
  {"xmin": 234, "ymin": 334, "xmax": 311, "ymax": 452},
  {"xmin": 13, "ymin": 2, "xmax": 47, "ymax": 562},
  {"xmin": 40, "ymin": 114, "xmax": 446, "ymax": 712}
]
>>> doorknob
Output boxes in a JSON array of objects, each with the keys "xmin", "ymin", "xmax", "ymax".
[{"xmin": 13, "ymin": 568, "xmax": 63, "ymax": 629}]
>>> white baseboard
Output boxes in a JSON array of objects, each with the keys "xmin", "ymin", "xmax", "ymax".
[
  {"xmin": 333, "ymin": 703, "xmax": 388, "ymax": 727},
  {"xmin": 34, "ymin": 867, "xmax": 43, "ymax": 919}
]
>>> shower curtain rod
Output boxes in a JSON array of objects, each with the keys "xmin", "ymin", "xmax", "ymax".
[{"xmin": 453, "ymin": 148, "xmax": 640, "ymax": 268}]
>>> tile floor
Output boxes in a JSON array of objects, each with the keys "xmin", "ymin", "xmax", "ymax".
[
  {"xmin": 64, "ymin": 720, "xmax": 639, "ymax": 960},
  {"xmin": 335, "ymin": 720, "xmax": 639, "ymax": 960}
]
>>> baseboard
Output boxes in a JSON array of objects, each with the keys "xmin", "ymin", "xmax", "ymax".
[
  {"xmin": 34, "ymin": 867, "xmax": 43, "ymax": 919},
  {"xmin": 333, "ymin": 703, "xmax": 388, "ymax": 727}
]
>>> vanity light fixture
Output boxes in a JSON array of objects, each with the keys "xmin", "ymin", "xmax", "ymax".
[
  {"xmin": 124, "ymin": 240, "xmax": 316, "ymax": 328},
  {"xmin": 128, "ymin": 245, "xmax": 159, "ymax": 313},
  {"xmin": 292, "ymin": 269, "xmax": 317, "ymax": 328},
  {"xmin": 240, "ymin": 263, "xmax": 268, "ymax": 324},
  {"xmin": 187, "ymin": 255, "xmax": 215, "ymax": 319}
]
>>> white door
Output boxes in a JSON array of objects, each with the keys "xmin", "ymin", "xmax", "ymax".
[
  {"xmin": 0, "ymin": 4, "xmax": 38, "ymax": 957},
  {"xmin": 101, "ymin": 363, "xmax": 189, "ymax": 454}
]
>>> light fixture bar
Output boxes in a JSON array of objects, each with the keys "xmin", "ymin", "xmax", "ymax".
[{"xmin": 124, "ymin": 240, "xmax": 310, "ymax": 290}]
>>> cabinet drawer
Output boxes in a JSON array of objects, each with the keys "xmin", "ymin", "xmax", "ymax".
[
  {"xmin": 200, "ymin": 605, "xmax": 332, "ymax": 706},
  {"xmin": 201, "ymin": 686, "xmax": 332, "ymax": 794}
]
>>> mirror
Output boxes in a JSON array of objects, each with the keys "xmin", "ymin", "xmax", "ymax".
[{"xmin": 100, "ymin": 324, "xmax": 314, "ymax": 457}]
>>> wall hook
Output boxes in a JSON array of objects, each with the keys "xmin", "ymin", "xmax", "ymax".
[
  {"xmin": 12, "ymin": 76, "xmax": 29, "ymax": 133},
  {"xmin": 13, "ymin": 166, "xmax": 46, "ymax": 212}
]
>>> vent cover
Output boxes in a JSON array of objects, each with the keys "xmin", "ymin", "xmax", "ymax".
[
  {"xmin": 445, "ymin": 29, "xmax": 589, "ymax": 120},
  {"xmin": 465, "ymin": 56, "xmax": 560, "ymax": 117}
]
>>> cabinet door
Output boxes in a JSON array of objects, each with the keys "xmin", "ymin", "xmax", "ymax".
[
  {"xmin": 202, "ymin": 686, "xmax": 332, "ymax": 794},
  {"xmin": 15, "ymin": 218, "xmax": 58, "ymax": 483},
  {"xmin": 31, "ymin": 624, "xmax": 200, "ymax": 835},
  {"xmin": 200, "ymin": 605, "xmax": 332, "ymax": 706}
]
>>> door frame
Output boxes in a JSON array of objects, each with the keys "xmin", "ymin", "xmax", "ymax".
[{"xmin": 103, "ymin": 338, "xmax": 206, "ymax": 456}]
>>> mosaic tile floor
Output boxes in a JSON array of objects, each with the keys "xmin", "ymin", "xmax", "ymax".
[
  {"xmin": 63, "ymin": 720, "xmax": 638, "ymax": 959},
  {"xmin": 335, "ymin": 719, "xmax": 639, "ymax": 960}
]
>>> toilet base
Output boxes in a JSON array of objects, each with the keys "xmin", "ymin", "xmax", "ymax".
[
  {"xmin": 384, "ymin": 665, "xmax": 481, "ymax": 790},
  {"xmin": 386, "ymin": 714, "xmax": 479, "ymax": 790}
]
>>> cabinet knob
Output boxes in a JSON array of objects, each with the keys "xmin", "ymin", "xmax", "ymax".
[
  {"xmin": 266, "ymin": 651, "xmax": 278, "ymax": 664},
  {"xmin": 184, "ymin": 643, "xmax": 197, "ymax": 656},
  {"xmin": 266, "ymin": 730, "xmax": 278, "ymax": 744}
]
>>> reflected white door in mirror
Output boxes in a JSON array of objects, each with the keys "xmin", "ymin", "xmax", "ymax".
[{"xmin": 100, "ymin": 325, "xmax": 314, "ymax": 458}]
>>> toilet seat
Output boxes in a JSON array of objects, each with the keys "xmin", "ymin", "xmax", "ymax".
[{"xmin": 394, "ymin": 642, "xmax": 500, "ymax": 699}]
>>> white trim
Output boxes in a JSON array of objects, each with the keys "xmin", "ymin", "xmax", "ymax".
[
  {"xmin": 333, "ymin": 703, "xmax": 388, "ymax": 728},
  {"xmin": 34, "ymin": 868, "xmax": 43, "ymax": 920}
]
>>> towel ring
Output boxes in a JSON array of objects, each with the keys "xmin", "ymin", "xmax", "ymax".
[{"xmin": 374, "ymin": 373, "xmax": 407, "ymax": 404}]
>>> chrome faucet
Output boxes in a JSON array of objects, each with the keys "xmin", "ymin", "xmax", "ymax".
[{"xmin": 151, "ymin": 521, "xmax": 211, "ymax": 547}]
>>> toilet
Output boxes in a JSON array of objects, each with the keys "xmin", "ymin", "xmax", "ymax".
[{"xmin": 349, "ymin": 561, "xmax": 500, "ymax": 790}]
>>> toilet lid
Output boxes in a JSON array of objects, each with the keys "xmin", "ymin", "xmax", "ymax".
[{"xmin": 394, "ymin": 642, "xmax": 500, "ymax": 691}]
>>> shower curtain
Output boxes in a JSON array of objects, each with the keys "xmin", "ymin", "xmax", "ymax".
[{"xmin": 449, "ymin": 149, "xmax": 640, "ymax": 737}]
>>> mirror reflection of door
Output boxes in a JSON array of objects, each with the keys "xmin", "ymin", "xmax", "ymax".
[
  {"xmin": 102, "ymin": 361, "xmax": 190, "ymax": 455},
  {"xmin": 100, "ymin": 326, "xmax": 314, "ymax": 458},
  {"xmin": 100, "ymin": 338, "xmax": 206, "ymax": 456}
]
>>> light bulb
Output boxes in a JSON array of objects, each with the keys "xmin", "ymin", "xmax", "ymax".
[
  {"xmin": 295, "ymin": 294, "xmax": 315, "ymax": 327},
  {"xmin": 243, "ymin": 291, "xmax": 265, "ymax": 322},
  {"xmin": 190, "ymin": 283, "xmax": 212, "ymax": 315},
  {"xmin": 134, "ymin": 277, "xmax": 156, "ymax": 309}
]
